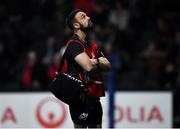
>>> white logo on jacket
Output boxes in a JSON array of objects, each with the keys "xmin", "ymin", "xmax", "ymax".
[{"xmin": 79, "ymin": 113, "xmax": 88, "ymax": 120}]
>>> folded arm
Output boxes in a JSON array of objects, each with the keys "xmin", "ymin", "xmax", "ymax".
[{"xmin": 75, "ymin": 52, "xmax": 111, "ymax": 72}]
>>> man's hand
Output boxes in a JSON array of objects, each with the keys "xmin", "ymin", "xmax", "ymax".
[{"xmin": 98, "ymin": 57, "xmax": 111, "ymax": 72}]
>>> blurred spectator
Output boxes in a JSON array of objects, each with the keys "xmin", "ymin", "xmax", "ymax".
[
  {"xmin": 91, "ymin": 1, "xmax": 110, "ymax": 27},
  {"xmin": 156, "ymin": 16, "xmax": 174, "ymax": 41},
  {"xmin": 109, "ymin": 0, "xmax": 130, "ymax": 31},
  {"xmin": 19, "ymin": 50, "xmax": 47, "ymax": 91},
  {"xmin": 142, "ymin": 40, "xmax": 166, "ymax": 90},
  {"xmin": 43, "ymin": 36, "xmax": 58, "ymax": 65},
  {"xmin": 47, "ymin": 51, "xmax": 62, "ymax": 82}
]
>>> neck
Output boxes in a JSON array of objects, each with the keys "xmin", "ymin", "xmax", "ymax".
[{"xmin": 74, "ymin": 29, "xmax": 86, "ymax": 41}]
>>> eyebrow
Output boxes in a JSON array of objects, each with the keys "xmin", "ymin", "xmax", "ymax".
[{"xmin": 78, "ymin": 12, "xmax": 86, "ymax": 18}]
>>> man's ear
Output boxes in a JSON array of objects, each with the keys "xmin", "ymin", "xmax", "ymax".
[{"xmin": 73, "ymin": 23, "xmax": 80, "ymax": 29}]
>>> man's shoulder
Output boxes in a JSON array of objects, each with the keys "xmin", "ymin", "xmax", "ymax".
[
  {"xmin": 66, "ymin": 35, "xmax": 81, "ymax": 45},
  {"xmin": 67, "ymin": 34, "xmax": 80, "ymax": 42},
  {"xmin": 66, "ymin": 40, "xmax": 84, "ymax": 55},
  {"xmin": 90, "ymin": 42, "xmax": 98, "ymax": 49},
  {"xmin": 66, "ymin": 40, "xmax": 83, "ymax": 49}
]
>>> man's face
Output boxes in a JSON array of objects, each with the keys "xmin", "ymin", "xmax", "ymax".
[{"xmin": 74, "ymin": 11, "xmax": 93, "ymax": 31}]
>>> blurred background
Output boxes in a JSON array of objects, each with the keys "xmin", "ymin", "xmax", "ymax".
[{"xmin": 0, "ymin": 0, "xmax": 180, "ymax": 128}]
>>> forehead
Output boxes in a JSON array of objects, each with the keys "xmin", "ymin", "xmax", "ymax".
[{"xmin": 75, "ymin": 11, "xmax": 86, "ymax": 18}]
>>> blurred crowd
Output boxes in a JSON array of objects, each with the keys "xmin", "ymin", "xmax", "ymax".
[{"xmin": 0, "ymin": 0, "xmax": 180, "ymax": 127}]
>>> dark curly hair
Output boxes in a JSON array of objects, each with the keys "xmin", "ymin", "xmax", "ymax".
[{"xmin": 66, "ymin": 9, "xmax": 82, "ymax": 30}]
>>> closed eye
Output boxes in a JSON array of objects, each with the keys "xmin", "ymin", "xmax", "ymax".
[{"xmin": 81, "ymin": 14, "xmax": 86, "ymax": 19}]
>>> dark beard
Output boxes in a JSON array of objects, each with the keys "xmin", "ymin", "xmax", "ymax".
[{"xmin": 80, "ymin": 20, "xmax": 94, "ymax": 32}]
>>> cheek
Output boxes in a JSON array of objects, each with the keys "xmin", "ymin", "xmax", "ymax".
[
  {"xmin": 85, "ymin": 21, "xmax": 89, "ymax": 26},
  {"xmin": 82, "ymin": 20, "xmax": 88, "ymax": 26}
]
